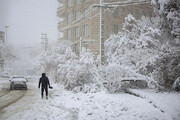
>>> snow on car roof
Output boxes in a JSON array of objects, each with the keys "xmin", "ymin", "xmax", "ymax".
[{"xmin": 11, "ymin": 78, "xmax": 26, "ymax": 81}]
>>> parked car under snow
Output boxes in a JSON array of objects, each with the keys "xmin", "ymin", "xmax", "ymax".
[
  {"xmin": 9, "ymin": 77, "xmax": 28, "ymax": 90},
  {"xmin": 172, "ymin": 77, "xmax": 180, "ymax": 91},
  {"xmin": 121, "ymin": 78, "xmax": 148, "ymax": 89},
  {"xmin": 103, "ymin": 78, "xmax": 148, "ymax": 93}
]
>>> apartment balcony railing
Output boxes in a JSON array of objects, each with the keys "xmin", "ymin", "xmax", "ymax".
[
  {"xmin": 58, "ymin": 21, "xmax": 64, "ymax": 31},
  {"xmin": 57, "ymin": 0, "xmax": 62, "ymax": 4},
  {"xmin": 57, "ymin": 6, "xmax": 65, "ymax": 17}
]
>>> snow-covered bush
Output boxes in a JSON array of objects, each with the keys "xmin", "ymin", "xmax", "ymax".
[
  {"xmin": 59, "ymin": 48, "xmax": 101, "ymax": 92},
  {"xmin": 102, "ymin": 63, "xmax": 150, "ymax": 93},
  {"xmin": 152, "ymin": 0, "xmax": 180, "ymax": 45}
]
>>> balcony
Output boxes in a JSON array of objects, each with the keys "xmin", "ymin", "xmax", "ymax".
[
  {"xmin": 57, "ymin": 0, "xmax": 62, "ymax": 4},
  {"xmin": 58, "ymin": 21, "xmax": 65, "ymax": 31},
  {"xmin": 57, "ymin": 6, "xmax": 65, "ymax": 17}
]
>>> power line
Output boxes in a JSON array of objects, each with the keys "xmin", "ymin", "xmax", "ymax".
[
  {"xmin": 59, "ymin": 7, "xmax": 95, "ymax": 31},
  {"xmin": 103, "ymin": 0, "xmax": 151, "ymax": 5},
  {"xmin": 60, "ymin": 9, "xmax": 100, "ymax": 31}
]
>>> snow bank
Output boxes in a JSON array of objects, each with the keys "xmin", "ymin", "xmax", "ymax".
[
  {"xmin": 49, "ymin": 85, "xmax": 172, "ymax": 120},
  {"xmin": 127, "ymin": 89, "xmax": 180, "ymax": 120}
]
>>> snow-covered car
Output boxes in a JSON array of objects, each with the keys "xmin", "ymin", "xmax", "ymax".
[
  {"xmin": 9, "ymin": 77, "xmax": 28, "ymax": 90},
  {"xmin": 172, "ymin": 77, "xmax": 180, "ymax": 91},
  {"xmin": 121, "ymin": 78, "xmax": 148, "ymax": 89}
]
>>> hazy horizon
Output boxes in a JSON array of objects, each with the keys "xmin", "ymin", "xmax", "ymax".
[{"xmin": 0, "ymin": 0, "xmax": 58, "ymax": 45}]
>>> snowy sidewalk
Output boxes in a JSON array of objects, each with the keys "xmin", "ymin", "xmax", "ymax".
[
  {"xmin": 49, "ymin": 85, "xmax": 173, "ymax": 120},
  {"xmin": 127, "ymin": 89, "xmax": 180, "ymax": 120}
]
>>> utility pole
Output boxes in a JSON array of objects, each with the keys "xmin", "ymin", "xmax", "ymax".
[
  {"xmin": 91, "ymin": 1, "xmax": 114, "ymax": 63},
  {"xmin": 41, "ymin": 33, "xmax": 48, "ymax": 51},
  {"xmin": 4, "ymin": 26, "xmax": 9, "ymax": 44},
  {"xmin": 99, "ymin": 0, "xmax": 102, "ymax": 63},
  {"xmin": 91, "ymin": 0, "xmax": 150, "ymax": 63},
  {"xmin": 80, "ymin": 37, "xmax": 82, "ymax": 54}
]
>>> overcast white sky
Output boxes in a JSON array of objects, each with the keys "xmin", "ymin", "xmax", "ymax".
[{"xmin": 0, "ymin": 0, "xmax": 58, "ymax": 45}]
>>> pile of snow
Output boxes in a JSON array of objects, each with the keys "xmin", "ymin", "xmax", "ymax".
[
  {"xmin": 127, "ymin": 88, "xmax": 180, "ymax": 120},
  {"xmin": 48, "ymin": 86, "xmax": 173, "ymax": 120}
]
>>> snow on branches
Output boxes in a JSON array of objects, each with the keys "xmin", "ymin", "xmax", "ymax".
[
  {"xmin": 151, "ymin": 0, "xmax": 180, "ymax": 45},
  {"xmin": 59, "ymin": 48, "xmax": 102, "ymax": 92},
  {"xmin": 105, "ymin": 14, "xmax": 161, "ymax": 72},
  {"xmin": 0, "ymin": 43, "xmax": 15, "ymax": 75}
]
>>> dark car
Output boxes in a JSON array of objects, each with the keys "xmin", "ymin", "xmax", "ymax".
[{"xmin": 9, "ymin": 77, "xmax": 28, "ymax": 90}]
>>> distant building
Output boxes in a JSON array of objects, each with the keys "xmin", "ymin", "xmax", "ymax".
[
  {"xmin": 0, "ymin": 31, "xmax": 5, "ymax": 44},
  {"xmin": 57, "ymin": 0, "xmax": 154, "ymax": 61},
  {"xmin": 0, "ymin": 31, "xmax": 5, "ymax": 72}
]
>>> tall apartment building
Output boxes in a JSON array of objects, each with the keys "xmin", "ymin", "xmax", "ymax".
[
  {"xmin": 0, "ymin": 31, "xmax": 5, "ymax": 43},
  {"xmin": 0, "ymin": 31, "xmax": 5, "ymax": 72},
  {"xmin": 57, "ymin": 0, "xmax": 154, "ymax": 61}
]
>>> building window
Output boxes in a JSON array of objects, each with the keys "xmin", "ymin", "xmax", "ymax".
[
  {"xmin": 84, "ymin": 0, "xmax": 90, "ymax": 2},
  {"xmin": 67, "ymin": 13, "xmax": 72, "ymax": 24},
  {"xmin": 75, "ymin": 43, "xmax": 80, "ymax": 55},
  {"xmin": 75, "ymin": 27, "xmax": 80, "ymax": 38},
  {"xmin": 75, "ymin": 0, "xmax": 80, "ymax": 5},
  {"xmin": 75, "ymin": 11, "xmax": 80, "ymax": 21},
  {"xmin": 84, "ymin": 8, "xmax": 88, "ymax": 19},
  {"xmin": 67, "ymin": 29, "xmax": 71, "ymax": 40},
  {"xmin": 129, "ymin": 10, "xmax": 133, "ymax": 15},
  {"xmin": 113, "ymin": 24, "xmax": 118, "ymax": 34},
  {"xmin": 0, "ymin": 36, "xmax": 3, "ymax": 41},
  {"xmin": 67, "ymin": 0, "xmax": 72, "ymax": 8},
  {"xmin": 84, "ymin": 25, "xmax": 88, "ymax": 36},
  {"xmin": 83, "ymin": 41, "xmax": 88, "ymax": 49},
  {"xmin": 114, "ymin": 8, "xmax": 118, "ymax": 18}
]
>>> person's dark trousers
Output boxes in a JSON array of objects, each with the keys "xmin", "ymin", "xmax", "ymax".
[{"xmin": 41, "ymin": 86, "xmax": 48, "ymax": 99}]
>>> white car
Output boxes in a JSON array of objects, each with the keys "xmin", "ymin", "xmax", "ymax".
[{"xmin": 9, "ymin": 77, "xmax": 28, "ymax": 90}]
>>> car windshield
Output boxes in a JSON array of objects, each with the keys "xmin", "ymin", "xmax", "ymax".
[{"xmin": 12, "ymin": 78, "xmax": 26, "ymax": 82}]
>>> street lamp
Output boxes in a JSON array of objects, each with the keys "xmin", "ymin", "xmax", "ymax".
[{"xmin": 4, "ymin": 26, "xmax": 9, "ymax": 43}]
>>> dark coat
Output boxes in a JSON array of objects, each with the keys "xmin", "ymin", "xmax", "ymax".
[{"xmin": 39, "ymin": 77, "xmax": 50, "ymax": 88}]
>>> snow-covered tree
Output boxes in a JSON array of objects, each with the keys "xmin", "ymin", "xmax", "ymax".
[
  {"xmin": 60, "ymin": 48, "xmax": 102, "ymax": 92},
  {"xmin": 147, "ymin": 0, "xmax": 180, "ymax": 90},
  {"xmin": 152, "ymin": 0, "xmax": 180, "ymax": 45},
  {"xmin": 0, "ymin": 43, "xmax": 15, "ymax": 75},
  {"xmin": 35, "ymin": 40, "xmax": 73, "ymax": 81},
  {"xmin": 146, "ymin": 44, "xmax": 180, "ymax": 90},
  {"xmin": 103, "ymin": 14, "xmax": 164, "ymax": 92},
  {"xmin": 105, "ymin": 14, "xmax": 161, "ymax": 72}
]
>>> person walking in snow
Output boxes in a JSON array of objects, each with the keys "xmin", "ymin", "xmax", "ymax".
[{"xmin": 39, "ymin": 73, "xmax": 51, "ymax": 99}]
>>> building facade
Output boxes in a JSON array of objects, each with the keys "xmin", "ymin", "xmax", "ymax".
[
  {"xmin": 0, "ymin": 31, "xmax": 5, "ymax": 43},
  {"xmin": 57, "ymin": 0, "xmax": 154, "ymax": 61},
  {"xmin": 0, "ymin": 31, "xmax": 5, "ymax": 72}
]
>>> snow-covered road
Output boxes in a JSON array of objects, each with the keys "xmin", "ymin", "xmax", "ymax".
[
  {"xmin": 0, "ymin": 78, "xmax": 78, "ymax": 120},
  {"xmin": 0, "ymin": 78, "xmax": 179, "ymax": 120}
]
